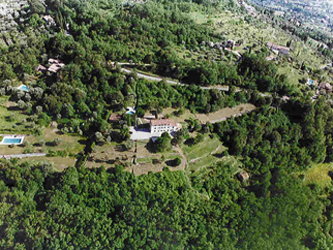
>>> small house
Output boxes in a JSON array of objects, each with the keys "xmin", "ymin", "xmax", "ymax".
[
  {"xmin": 319, "ymin": 82, "xmax": 332, "ymax": 93},
  {"xmin": 109, "ymin": 113, "xmax": 122, "ymax": 123},
  {"xmin": 36, "ymin": 64, "xmax": 47, "ymax": 73},
  {"xmin": 267, "ymin": 42, "xmax": 290, "ymax": 55},
  {"xmin": 48, "ymin": 58, "xmax": 63, "ymax": 65},
  {"xmin": 43, "ymin": 15, "xmax": 55, "ymax": 25},
  {"xmin": 237, "ymin": 172, "xmax": 249, "ymax": 182},
  {"xmin": 48, "ymin": 63, "xmax": 65, "ymax": 73},
  {"xmin": 47, "ymin": 58, "xmax": 65, "ymax": 73}
]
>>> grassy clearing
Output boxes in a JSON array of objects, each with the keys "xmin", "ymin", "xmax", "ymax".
[
  {"xmin": 17, "ymin": 156, "xmax": 76, "ymax": 172},
  {"xmin": 158, "ymin": 104, "xmax": 255, "ymax": 125},
  {"xmin": 0, "ymin": 128, "xmax": 85, "ymax": 155},
  {"xmin": 277, "ymin": 66, "xmax": 306, "ymax": 85},
  {"xmin": 0, "ymin": 100, "xmax": 34, "ymax": 134},
  {"xmin": 194, "ymin": 103, "xmax": 256, "ymax": 123},
  {"xmin": 162, "ymin": 107, "xmax": 197, "ymax": 123},
  {"xmin": 299, "ymin": 163, "xmax": 333, "ymax": 188},
  {"xmin": 182, "ymin": 135, "xmax": 221, "ymax": 162}
]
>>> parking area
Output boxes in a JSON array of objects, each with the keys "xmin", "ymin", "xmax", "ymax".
[{"xmin": 129, "ymin": 127, "xmax": 161, "ymax": 140}]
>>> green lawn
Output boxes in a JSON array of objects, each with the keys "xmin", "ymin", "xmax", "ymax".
[
  {"xmin": 0, "ymin": 128, "xmax": 85, "ymax": 155},
  {"xmin": 0, "ymin": 98, "xmax": 35, "ymax": 134},
  {"xmin": 182, "ymin": 135, "xmax": 221, "ymax": 162},
  {"xmin": 17, "ymin": 156, "xmax": 77, "ymax": 172},
  {"xmin": 299, "ymin": 163, "xmax": 333, "ymax": 188},
  {"xmin": 277, "ymin": 66, "xmax": 306, "ymax": 85}
]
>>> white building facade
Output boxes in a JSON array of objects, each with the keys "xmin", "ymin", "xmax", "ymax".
[{"xmin": 150, "ymin": 119, "xmax": 181, "ymax": 134}]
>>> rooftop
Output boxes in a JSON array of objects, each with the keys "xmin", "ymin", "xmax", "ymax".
[
  {"xmin": 150, "ymin": 119, "xmax": 178, "ymax": 127},
  {"xmin": 48, "ymin": 63, "xmax": 65, "ymax": 73},
  {"xmin": 267, "ymin": 42, "xmax": 290, "ymax": 51},
  {"xmin": 48, "ymin": 58, "xmax": 63, "ymax": 64},
  {"xmin": 109, "ymin": 113, "xmax": 122, "ymax": 121}
]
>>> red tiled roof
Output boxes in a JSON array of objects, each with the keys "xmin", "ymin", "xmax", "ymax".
[
  {"xmin": 109, "ymin": 113, "xmax": 122, "ymax": 121},
  {"xmin": 319, "ymin": 82, "xmax": 332, "ymax": 91},
  {"xmin": 267, "ymin": 42, "xmax": 290, "ymax": 51},
  {"xmin": 48, "ymin": 63, "xmax": 65, "ymax": 73},
  {"xmin": 238, "ymin": 172, "xmax": 249, "ymax": 181},
  {"xmin": 150, "ymin": 119, "xmax": 178, "ymax": 127},
  {"xmin": 48, "ymin": 58, "xmax": 63, "ymax": 64},
  {"xmin": 36, "ymin": 65, "xmax": 47, "ymax": 72}
]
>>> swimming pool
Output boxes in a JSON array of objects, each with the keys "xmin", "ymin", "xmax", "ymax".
[
  {"xmin": 0, "ymin": 136, "xmax": 24, "ymax": 145},
  {"xmin": 3, "ymin": 138, "xmax": 22, "ymax": 144},
  {"xmin": 126, "ymin": 111, "xmax": 135, "ymax": 115},
  {"xmin": 307, "ymin": 79, "xmax": 314, "ymax": 86},
  {"xmin": 17, "ymin": 85, "xmax": 29, "ymax": 92}
]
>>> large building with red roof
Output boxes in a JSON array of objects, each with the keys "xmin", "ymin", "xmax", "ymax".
[{"xmin": 150, "ymin": 119, "xmax": 181, "ymax": 134}]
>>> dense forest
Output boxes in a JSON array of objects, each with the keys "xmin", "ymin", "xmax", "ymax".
[
  {"xmin": 1, "ymin": 0, "xmax": 333, "ymax": 249},
  {"xmin": 0, "ymin": 157, "xmax": 330, "ymax": 250}
]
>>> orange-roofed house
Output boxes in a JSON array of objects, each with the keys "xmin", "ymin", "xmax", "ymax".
[
  {"xmin": 36, "ymin": 64, "xmax": 47, "ymax": 73},
  {"xmin": 48, "ymin": 58, "xmax": 63, "ymax": 64},
  {"xmin": 150, "ymin": 119, "xmax": 181, "ymax": 134},
  {"xmin": 109, "ymin": 113, "xmax": 122, "ymax": 122},
  {"xmin": 47, "ymin": 58, "xmax": 65, "ymax": 73},
  {"xmin": 267, "ymin": 42, "xmax": 290, "ymax": 55}
]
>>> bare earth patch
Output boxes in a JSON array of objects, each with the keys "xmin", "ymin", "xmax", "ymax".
[
  {"xmin": 194, "ymin": 103, "xmax": 256, "ymax": 123},
  {"xmin": 2, "ymin": 101, "xmax": 17, "ymax": 108}
]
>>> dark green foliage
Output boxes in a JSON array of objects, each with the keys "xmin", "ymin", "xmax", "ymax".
[
  {"xmin": 0, "ymin": 159, "xmax": 329, "ymax": 249},
  {"xmin": 173, "ymin": 156, "xmax": 182, "ymax": 166},
  {"xmin": 150, "ymin": 132, "xmax": 172, "ymax": 152}
]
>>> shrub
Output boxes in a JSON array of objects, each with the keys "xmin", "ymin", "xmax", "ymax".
[
  {"xmin": 53, "ymin": 138, "xmax": 62, "ymax": 146},
  {"xmin": 23, "ymin": 148, "xmax": 34, "ymax": 154},
  {"xmin": 173, "ymin": 157, "xmax": 182, "ymax": 166}
]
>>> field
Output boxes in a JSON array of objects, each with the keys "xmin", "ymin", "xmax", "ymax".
[
  {"xmin": 0, "ymin": 96, "xmax": 35, "ymax": 134},
  {"xmin": 0, "ymin": 128, "xmax": 85, "ymax": 155},
  {"xmin": 194, "ymin": 103, "xmax": 256, "ymax": 123},
  {"xmin": 0, "ymin": 95, "xmax": 85, "ymax": 170},
  {"xmin": 299, "ymin": 163, "xmax": 333, "ymax": 188},
  {"xmin": 162, "ymin": 104, "xmax": 256, "ymax": 124},
  {"xmin": 17, "ymin": 156, "xmax": 77, "ymax": 172},
  {"xmin": 181, "ymin": 135, "xmax": 222, "ymax": 173},
  {"xmin": 187, "ymin": 9, "xmax": 328, "ymax": 82},
  {"xmin": 277, "ymin": 66, "xmax": 307, "ymax": 86},
  {"xmin": 85, "ymin": 140, "xmax": 185, "ymax": 175},
  {"xmin": 162, "ymin": 107, "xmax": 197, "ymax": 123}
]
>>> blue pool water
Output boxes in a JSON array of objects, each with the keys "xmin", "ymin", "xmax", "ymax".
[
  {"xmin": 19, "ymin": 85, "xmax": 29, "ymax": 92},
  {"xmin": 2, "ymin": 138, "xmax": 22, "ymax": 144},
  {"xmin": 127, "ymin": 111, "xmax": 135, "ymax": 115}
]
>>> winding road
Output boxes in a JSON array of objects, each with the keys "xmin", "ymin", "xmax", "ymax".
[
  {"xmin": 120, "ymin": 67, "xmax": 272, "ymax": 97},
  {"xmin": 120, "ymin": 68, "xmax": 232, "ymax": 91}
]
